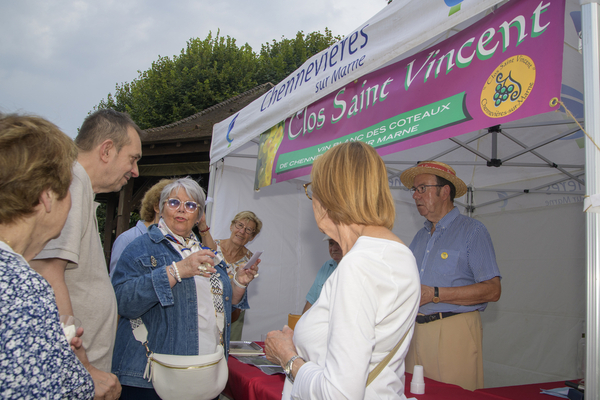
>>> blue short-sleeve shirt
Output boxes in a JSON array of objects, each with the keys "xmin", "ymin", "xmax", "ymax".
[
  {"xmin": 409, "ymin": 207, "xmax": 501, "ymax": 315},
  {"xmin": 306, "ymin": 259, "xmax": 338, "ymax": 305}
]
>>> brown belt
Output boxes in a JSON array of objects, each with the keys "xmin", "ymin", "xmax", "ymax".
[{"xmin": 416, "ymin": 312, "xmax": 460, "ymax": 324}]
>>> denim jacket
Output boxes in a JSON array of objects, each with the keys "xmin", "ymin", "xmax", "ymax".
[{"xmin": 111, "ymin": 225, "xmax": 249, "ymax": 388}]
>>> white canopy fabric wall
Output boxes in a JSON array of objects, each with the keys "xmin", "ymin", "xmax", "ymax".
[
  {"xmin": 207, "ymin": 0, "xmax": 600, "ymax": 391},
  {"xmin": 209, "ymin": 137, "xmax": 586, "ymax": 389}
]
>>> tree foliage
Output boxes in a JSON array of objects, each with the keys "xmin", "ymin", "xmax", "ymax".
[
  {"xmin": 255, "ymin": 29, "xmax": 339, "ymax": 86},
  {"xmin": 96, "ymin": 29, "xmax": 340, "ymax": 129}
]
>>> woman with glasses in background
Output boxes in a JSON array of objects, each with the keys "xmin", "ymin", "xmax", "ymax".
[
  {"xmin": 200, "ymin": 210, "xmax": 262, "ymax": 340},
  {"xmin": 111, "ymin": 177, "xmax": 259, "ymax": 399}
]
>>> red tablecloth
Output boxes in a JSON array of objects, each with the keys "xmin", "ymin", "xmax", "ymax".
[
  {"xmin": 224, "ymin": 344, "xmax": 570, "ymax": 400},
  {"xmin": 476, "ymin": 380, "xmax": 578, "ymax": 400},
  {"xmin": 404, "ymin": 373, "xmax": 571, "ymax": 400},
  {"xmin": 223, "ymin": 354, "xmax": 284, "ymax": 400},
  {"xmin": 406, "ymin": 373, "xmax": 499, "ymax": 399}
]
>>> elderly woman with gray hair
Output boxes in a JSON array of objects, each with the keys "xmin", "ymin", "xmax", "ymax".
[{"xmin": 111, "ymin": 177, "xmax": 259, "ymax": 399}]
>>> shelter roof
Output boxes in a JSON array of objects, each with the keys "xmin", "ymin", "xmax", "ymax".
[{"xmin": 142, "ymin": 82, "xmax": 274, "ymax": 144}]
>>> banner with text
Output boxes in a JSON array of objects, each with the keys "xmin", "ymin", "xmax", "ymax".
[
  {"xmin": 254, "ymin": 0, "xmax": 565, "ymax": 189},
  {"xmin": 211, "ymin": 0, "xmax": 505, "ymax": 163}
]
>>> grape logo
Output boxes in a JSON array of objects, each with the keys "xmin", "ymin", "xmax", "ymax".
[
  {"xmin": 480, "ymin": 55, "xmax": 536, "ymax": 118},
  {"xmin": 225, "ymin": 113, "xmax": 240, "ymax": 148},
  {"xmin": 491, "ymin": 72, "xmax": 521, "ymax": 107},
  {"xmin": 444, "ymin": 0, "xmax": 464, "ymax": 16}
]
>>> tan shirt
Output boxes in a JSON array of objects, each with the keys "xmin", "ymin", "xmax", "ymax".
[{"xmin": 35, "ymin": 162, "xmax": 118, "ymax": 372}]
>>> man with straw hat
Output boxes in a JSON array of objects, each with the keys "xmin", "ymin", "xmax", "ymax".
[{"xmin": 400, "ymin": 161, "xmax": 501, "ymax": 391}]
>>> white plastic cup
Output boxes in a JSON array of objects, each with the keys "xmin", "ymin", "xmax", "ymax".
[
  {"xmin": 411, "ymin": 365, "xmax": 425, "ymax": 394},
  {"xmin": 59, "ymin": 315, "xmax": 82, "ymax": 344}
]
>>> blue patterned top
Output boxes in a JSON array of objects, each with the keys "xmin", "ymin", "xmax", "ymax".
[{"xmin": 0, "ymin": 243, "xmax": 94, "ymax": 399}]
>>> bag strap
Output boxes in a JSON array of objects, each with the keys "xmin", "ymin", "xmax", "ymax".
[
  {"xmin": 366, "ymin": 328, "xmax": 411, "ymax": 387},
  {"xmin": 130, "ymin": 318, "xmax": 154, "ymax": 381},
  {"xmin": 131, "ymin": 318, "xmax": 149, "ymax": 345}
]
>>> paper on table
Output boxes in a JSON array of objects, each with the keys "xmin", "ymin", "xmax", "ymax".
[
  {"xmin": 540, "ymin": 387, "xmax": 570, "ymax": 398},
  {"xmin": 233, "ymin": 355, "xmax": 284, "ymax": 375},
  {"xmin": 229, "ymin": 341, "xmax": 264, "ymax": 355},
  {"xmin": 257, "ymin": 365, "xmax": 284, "ymax": 375},
  {"xmin": 233, "ymin": 355, "xmax": 274, "ymax": 366}
]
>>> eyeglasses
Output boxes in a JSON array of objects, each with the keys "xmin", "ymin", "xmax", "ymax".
[
  {"xmin": 165, "ymin": 198, "xmax": 198, "ymax": 213},
  {"xmin": 303, "ymin": 182, "xmax": 312, "ymax": 200},
  {"xmin": 410, "ymin": 184, "xmax": 444, "ymax": 194},
  {"xmin": 234, "ymin": 221, "xmax": 255, "ymax": 235}
]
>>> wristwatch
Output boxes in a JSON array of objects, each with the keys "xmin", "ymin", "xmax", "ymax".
[
  {"xmin": 284, "ymin": 355, "xmax": 305, "ymax": 383},
  {"xmin": 432, "ymin": 286, "xmax": 440, "ymax": 303}
]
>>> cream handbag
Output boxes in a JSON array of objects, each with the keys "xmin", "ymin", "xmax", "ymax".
[{"xmin": 131, "ymin": 318, "xmax": 228, "ymax": 400}]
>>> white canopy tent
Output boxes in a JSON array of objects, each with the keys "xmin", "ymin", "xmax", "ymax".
[{"xmin": 206, "ymin": 0, "xmax": 600, "ymax": 394}]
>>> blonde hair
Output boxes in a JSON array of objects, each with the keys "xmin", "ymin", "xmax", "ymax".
[
  {"xmin": 140, "ymin": 179, "xmax": 175, "ymax": 222},
  {"xmin": 311, "ymin": 142, "xmax": 395, "ymax": 229},
  {"xmin": 231, "ymin": 211, "xmax": 262, "ymax": 237},
  {"xmin": 0, "ymin": 114, "xmax": 77, "ymax": 224}
]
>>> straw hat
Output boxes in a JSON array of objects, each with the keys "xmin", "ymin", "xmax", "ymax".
[
  {"xmin": 322, "ymin": 234, "xmax": 331, "ymax": 241},
  {"xmin": 400, "ymin": 161, "xmax": 467, "ymax": 198}
]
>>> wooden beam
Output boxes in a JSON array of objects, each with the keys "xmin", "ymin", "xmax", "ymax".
[
  {"xmin": 131, "ymin": 179, "xmax": 153, "ymax": 209},
  {"xmin": 102, "ymin": 194, "xmax": 118, "ymax": 269},
  {"xmin": 116, "ymin": 180, "xmax": 134, "ymax": 238},
  {"xmin": 142, "ymin": 141, "xmax": 211, "ymax": 156}
]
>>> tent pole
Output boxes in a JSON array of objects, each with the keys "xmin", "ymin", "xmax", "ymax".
[
  {"xmin": 206, "ymin": 162, "xmax": 218, "ymax": 227},
  {"xmin": 581, "ymin": 1, "xmax": 600, "ymax": 398},
  {"xmin": 466, "ymin": 187, "xmax": 473, "ymax": 217}
]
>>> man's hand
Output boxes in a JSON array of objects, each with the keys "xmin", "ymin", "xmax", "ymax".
[
  {"xmin": 88, "ymin": 365, "xmax": 121, "ymax": 400},
  {"xmin": 75, "ymin": 345, "xmax": 121, "ymax": 400},
  {"xmin": 420, "ymin": 284, "xmax": 435, "ymax": 306}
]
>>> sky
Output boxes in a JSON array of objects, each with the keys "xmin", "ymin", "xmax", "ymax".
[{"xmin": 0, "ymin": 0, "xmax": 387, "ymax": 138}]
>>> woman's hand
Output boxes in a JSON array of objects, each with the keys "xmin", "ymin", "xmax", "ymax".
[
  {"xmin": 264, "ymin": 326, "xmax": 297, "ymax": 367},
  {"xmin": 198, "ymin": 214, "xmax": 209, "ymax": 232},
  {"xmin": 70, "ymin": 326, "xmax": 85, "ymax": 352},
  {"xmin": 235, "ymin": 258, "xmax": 260, "ymax": 286},
  {"xmin": 175, "ymin": 249, "xmax": 217, "ymax": 279}
]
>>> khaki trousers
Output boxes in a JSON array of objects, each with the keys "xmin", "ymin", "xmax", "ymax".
[{"xmin": 405, "ymin": 310, "xmax": 484, "ymax": 391}]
